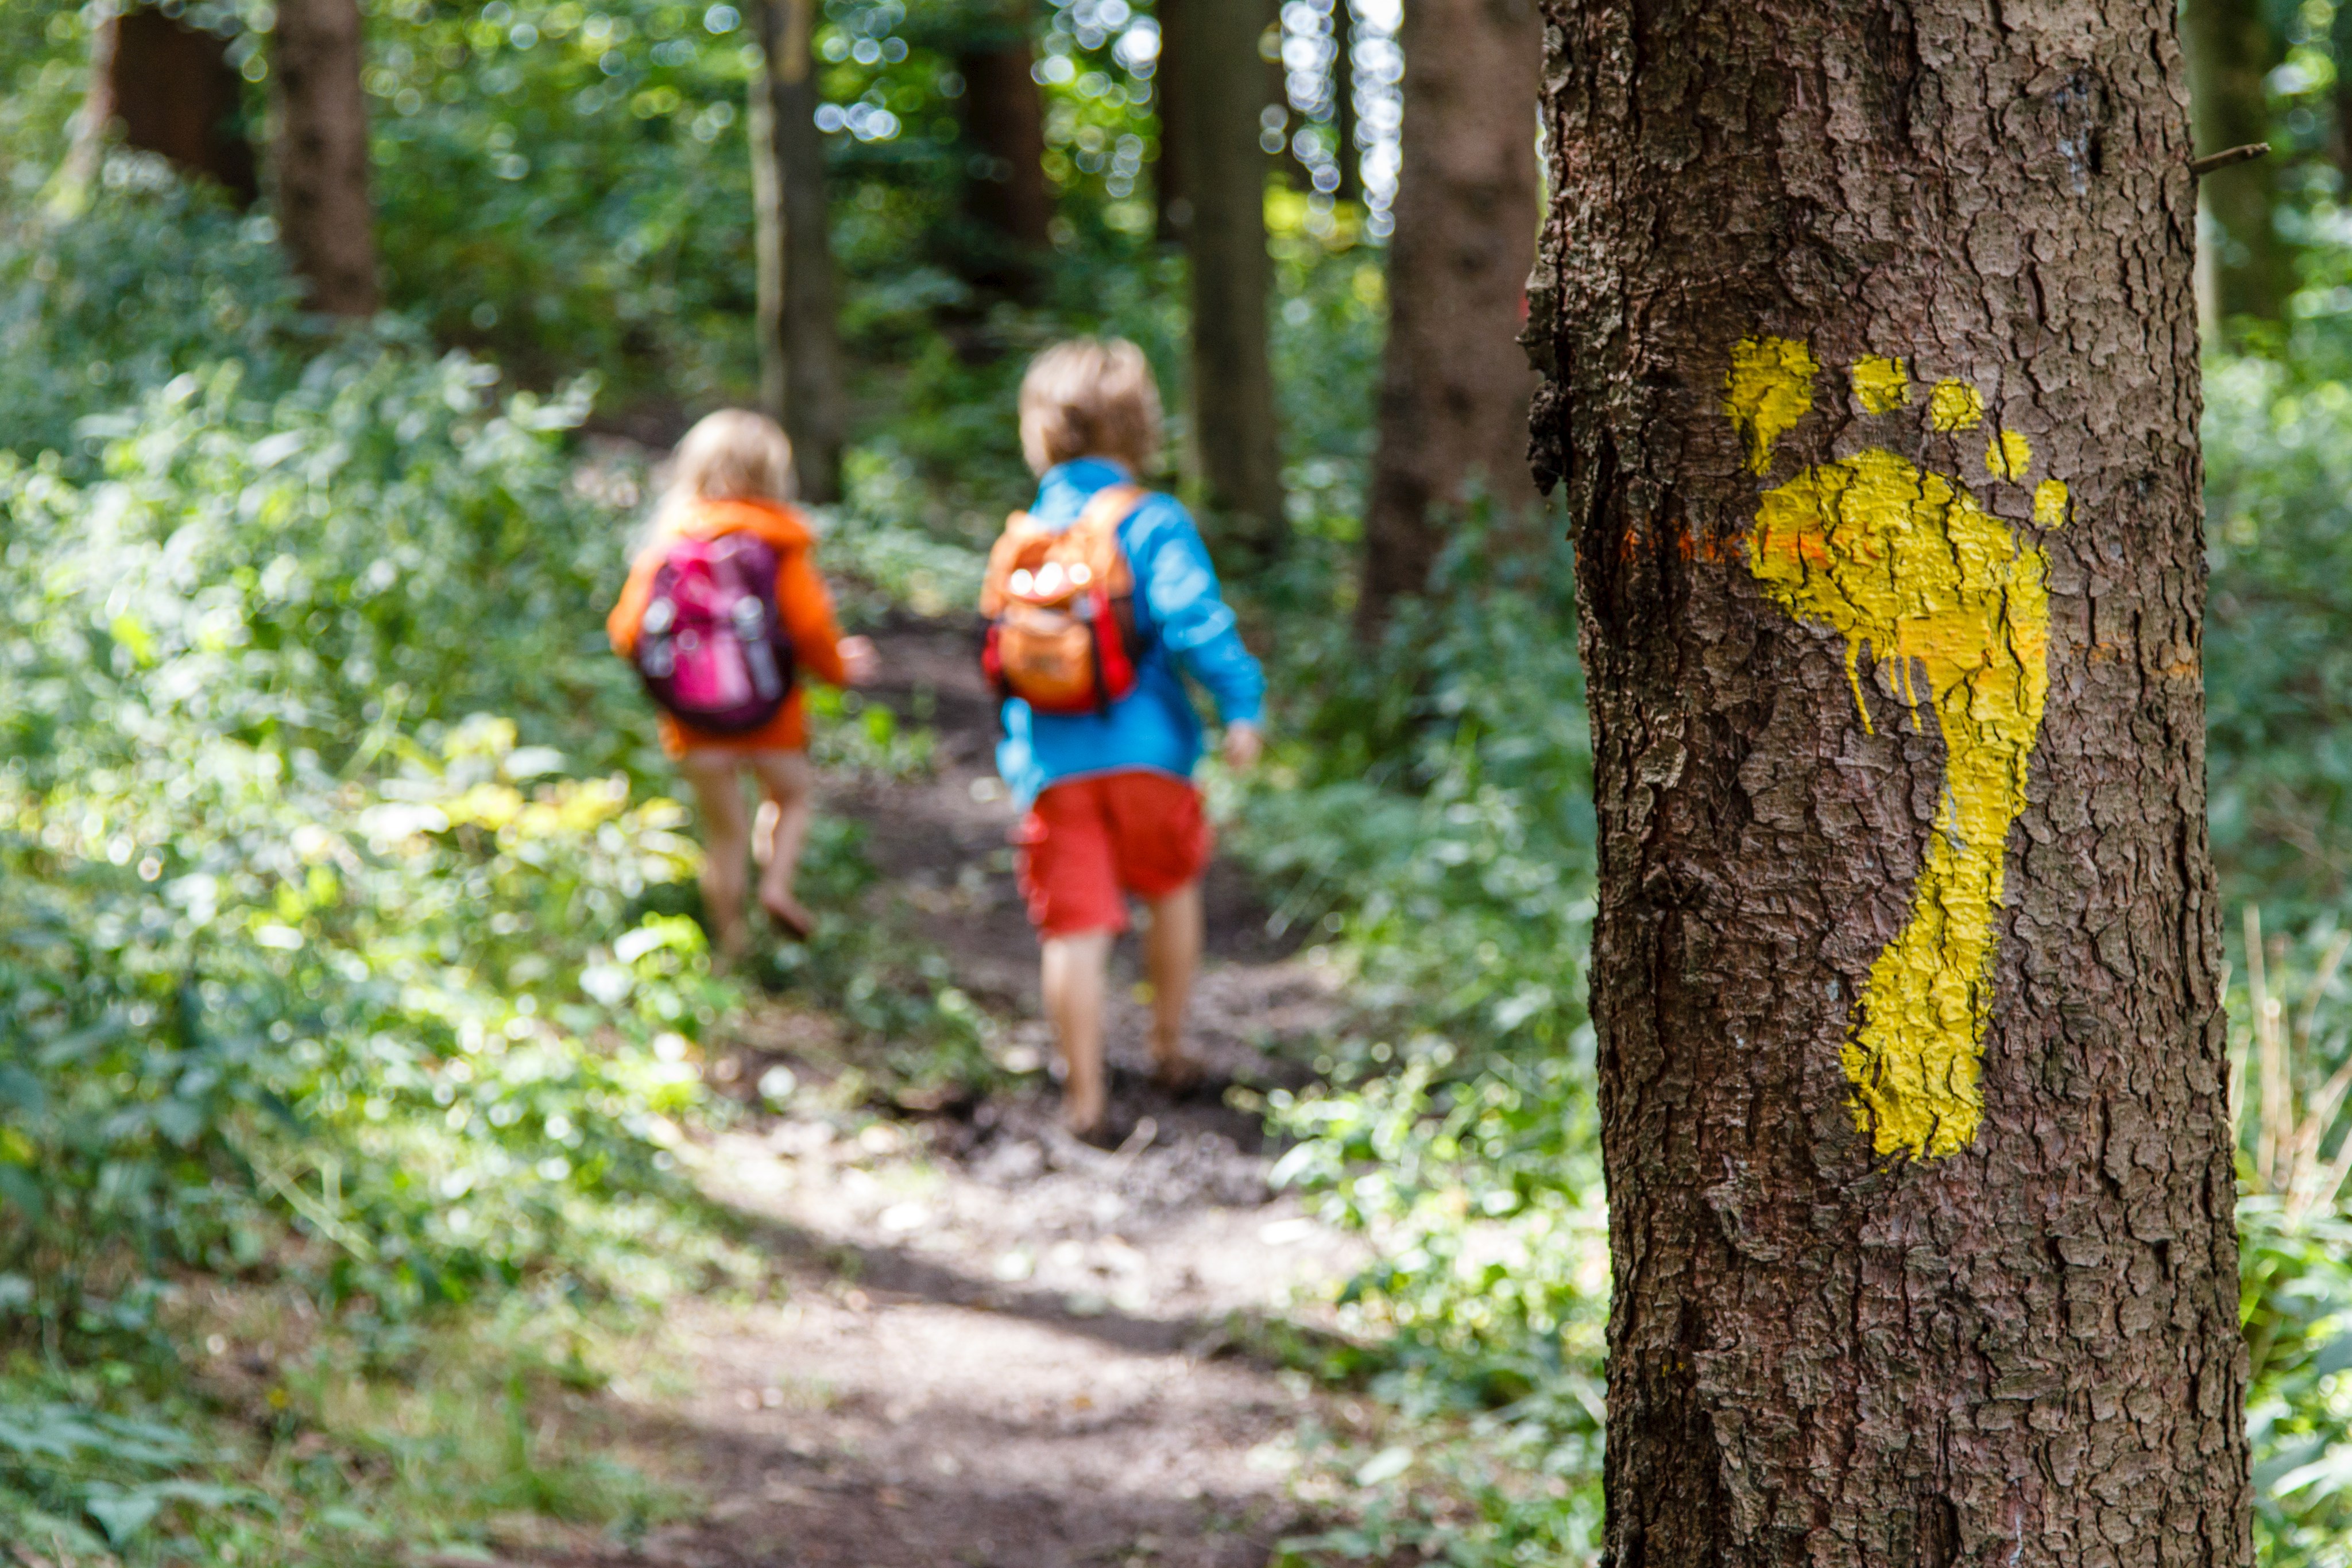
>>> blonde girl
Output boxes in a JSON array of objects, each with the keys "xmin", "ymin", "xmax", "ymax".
[{"xmin": 607, "ymin": 410, "xmax": 877, "ymax": 961}]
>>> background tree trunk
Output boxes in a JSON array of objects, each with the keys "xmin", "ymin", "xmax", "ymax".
[
  {"xmin": 1527, "ymin": 4, "xmax": 2250, "ymax": 1565},
  {"xmin": 1156, "ymin": 0, "xmax": 1194, "ymax": 245},
  {"xmin": 272, "ymin": 0, "xmax": 378, "ymax": 317},
  {"xmin": 957, "ymin": 2, "xmax": 1053, "ymax": 288},
  {"xmin": 55, "ymin": 5, "xmax": 124, "ymax": 214},
  {"xmin": 1356, "ymin": 0, "xmax": 1541, "ymax": 632},
  {"xmin": 70, "ymin": 6, "xmax": 258, "ymax": 206},
  {"xmin": 2182, "ymin": 0, "xmax": 2286, "ymax": 322},
  {"xmin": 751, "ymin": 0, "xmax": 847, "ymax": 504},
  {"xmin": 1332, "ymin": 0, "xmax": 1362, "ymax": 206},
  {"xmin": 1178, "ymin": 0, "xmax": 1286, "ymax": 563},
  {"xmin": 2331, "ymin": 1, "xmax": 2352, "ymax": 195}
]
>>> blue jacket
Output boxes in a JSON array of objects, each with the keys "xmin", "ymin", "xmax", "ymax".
[{"xmin": 995, "ymin": 459, "xmax": 1266, "ymax": 808}]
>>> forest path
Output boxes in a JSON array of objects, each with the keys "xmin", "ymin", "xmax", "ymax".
[{"xmin": 516, "ymin": 618, "xmax": 1372, "ymax": 1567}]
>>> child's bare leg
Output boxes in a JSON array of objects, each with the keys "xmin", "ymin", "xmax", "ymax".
[
  {"xmin": 1042, "ymin": 928, "xmax": 1114, "ymax": 1136},
  {"xmin": 1142, "ymin": 880, "xmax": 1204, "ymax": 1085},
  {"xmin": 678, "ymin": 753, "xmax": 752, "ymax": 965},
  {"xmin": 746, "ymin": 749, "xmax": 816, "ymax": 934}
]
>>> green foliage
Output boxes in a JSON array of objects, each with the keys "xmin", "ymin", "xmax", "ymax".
[
  {"xmin": 0, "ymin": 354, "xmax": 751, "ymax": 1331},
  {"xmin": 6, "ymin": 350, "xmax": 649, "ymax": 769},
  {"xmin": 0, "ymin": 1293, "xmax": 693, "ymax": 1563},
  {"xmin": 0, "ymin": 1388, "xmax": 251, "ymax": 1560},
  {"xmin": 2230, "ymin": 912, "xmax": 2352, "ymax": 1568},
  {"xmin": 363, "ymin": 0, "xmax": 763, "ymax": 402},
  {"xmin": 1227, "ymin": 518, "xmax": 1603, "ymax": 1562},
  {"xmin": 0, "ymin": 169, "xmax": 306, "ymax": 466},
  {"xmin": 2205, "ymin": 355, "xmax": 2352, "ymax": 913}
]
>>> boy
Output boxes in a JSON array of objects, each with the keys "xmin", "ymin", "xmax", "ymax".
[{"xmin": 985, "ymin": 339, "xmax": 1266, "ymax": 1139}]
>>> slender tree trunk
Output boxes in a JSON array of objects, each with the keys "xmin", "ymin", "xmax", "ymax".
[
  {"xmin": 751, "ymin": 0, "xmax": 846, "ymax": 504},
  {"xmin": 1179, "ymin": 0, "xmax": 1286, "ymax": 563},
  {"xmin": 1155, "ymin": 0, "xmax": 1194, "ymax": 243},
  {"xmin": 53, "ymin": 5, "xmax": 122, "ymax": 215},
  {"xmin": 69, "ymin": 6, "xmax": 258, "ymax": 205},
  {"xmin": 1332, "ymin": 0, "xmax": 1362, "ymax": 206},
  {"xmin": 1270, "ymin": 38, "xmax": 1303, "ymax": 190},
  {"xmin": 1356, "ymin": 0, "xmax": 1541, "ymax": 631},
  {"xmin": 958, "ymin": 1, "xmax": 1053, "ymax": 285},
  {"xmin": 1527, "ymin": 5, "xmax": 2250, "ymax": 1565},
  {"xmin": 272, "ymin": 0, "xmax": 377, "ymax": 316},
  {"xmin": 2331, "ymin": 1, "xmax": 2352, "ymax": 196},
  {"xmin": 2181, "ymin": 0, "xmax": 2286, "ymax": 321}
]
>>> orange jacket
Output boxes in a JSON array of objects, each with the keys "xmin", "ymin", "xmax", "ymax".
[{"xmin": 607, "ymin": 497, "xmax": 850, "ymax": 757}]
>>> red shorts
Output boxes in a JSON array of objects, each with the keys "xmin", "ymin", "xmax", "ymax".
[{"xmin": 1014, "ymin": 771, "xmax": 1212, "ymax": 936}]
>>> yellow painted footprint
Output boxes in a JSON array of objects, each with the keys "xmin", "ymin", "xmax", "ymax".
[{"xmin": 1725, "ymin": 338, "xmax": 2066, "ymax": 1161}]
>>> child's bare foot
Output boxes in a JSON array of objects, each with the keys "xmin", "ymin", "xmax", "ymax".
[
  {"xmin": 760, "ymin": 890, "xmax": 814, "ymax": 941},
  {"xmin": 708, "ymin": 927, "xmax": 751, "ymax": 975},
  {"xmin": 1149, "ymin": 1051, "xmax": 1205, "ymax": 1095},
  {"xmin": 1061, "ymin": 1083, "xmax": 1108, "ymax": 1141}
]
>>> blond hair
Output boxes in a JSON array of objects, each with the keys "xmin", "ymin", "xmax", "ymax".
[
  {"xmin": 652, "ymin": 408, "xmax": 795, "ymax": 533},
  {"xmin": 1018, "ymin": 338, "xmax": 1163, "ymax": 476}
]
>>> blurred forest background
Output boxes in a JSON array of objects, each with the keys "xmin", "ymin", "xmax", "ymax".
[{"xmin": 5, "ymin": 0, "xmax": 2352, "ymax": 1563}]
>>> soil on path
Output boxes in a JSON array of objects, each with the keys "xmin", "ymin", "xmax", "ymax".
[{"xmin": 516, "ymin": 615, "xmax": 1372, "ymax": 1568}]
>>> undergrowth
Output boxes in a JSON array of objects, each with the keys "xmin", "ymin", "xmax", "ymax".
[{"xmin": 0, "ymin": 173, "xmax": 992, "ymax": 1561}]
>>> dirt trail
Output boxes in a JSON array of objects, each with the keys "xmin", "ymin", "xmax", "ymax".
[{"xmin": 555, "ymin": 618, "xmax": 1368, "ymax": 1567}]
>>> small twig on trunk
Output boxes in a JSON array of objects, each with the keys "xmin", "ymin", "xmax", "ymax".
[{"xmin": 2190, "ymin": 142, "xmax": 2270, "ymax": 177}]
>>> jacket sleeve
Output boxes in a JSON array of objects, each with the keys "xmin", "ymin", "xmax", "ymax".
[
  {"xmin": 607, "ymin": 548, "xmax": 660, "ymax": 657},
  {"xmin": 1132, "ymin": 499, "xmax": 1266, "ymax": 726},
  {"xmin": 777, "ymin": 545, "xmax": 851, "ymax": 688}
]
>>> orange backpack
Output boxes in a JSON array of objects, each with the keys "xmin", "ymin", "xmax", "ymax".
[{"xmin": 979, "ymin": 483, "xmax": 1147, "ymax": 714}]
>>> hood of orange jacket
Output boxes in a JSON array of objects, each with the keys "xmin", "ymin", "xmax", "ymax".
[{"xmin": 664, "ymin": 496, "xmax": 815, "ymax": 549}]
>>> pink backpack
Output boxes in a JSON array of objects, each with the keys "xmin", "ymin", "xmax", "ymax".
[{"xmin": 632, "ymin": 532, "xmax": 795, "ymax": 733}]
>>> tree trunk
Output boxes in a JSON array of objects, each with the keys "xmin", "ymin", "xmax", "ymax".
[
  {"xmin": 55, "ymin": 6, "xmax": 123, "ymax": 215},
  {"xmin": 1527, "ymin": 5, "xmax": 2250, "ymax": 1565},
  {"xmin": 272, "ymin": 0, "xmax": 377, "ymax": 316},
  {"xmin": 751, "ymin": 0, "xmax": 847, "ymax": 504},
  {"xmin": 2332, "ymin": 1, "xmax": 2352, "ymax": 197},
  {"xmin": 2181, "ymin": 0, "xmax": 2285, "ymax": 322},
  {"xmin": 1332, "ymin": 0, "xmax": 1362, "ymax": 206},
  {"xmin": 1179, "ymin": 0, "xmax": 1286, "ymax": 564},
  {"xmin": 958, "ymin": 2, "xmax": 1053, "ymax": 287},
  {"xmin": 72, "ymin": 6, "xmax": 259, "ymax": 205},
  {"xmin": 1356, "ymin": 0, "xmax": 1541, "ymax": 630},
  {"xmin": 1156, "ymin": 0, "xmax": 1193, "ymax": 243}
]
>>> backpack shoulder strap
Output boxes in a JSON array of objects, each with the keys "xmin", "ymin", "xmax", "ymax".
[
  {"xmin": 1069, "ymin": 484, "xmax": 1147, "ymax": 589},
  {"xmin": 1073, "ymin": 483, "xmax": 1147, "ymax": 536},
  {"xmin": 980, "ymin": 510, "xmax": 1043, "ymax": 616}
]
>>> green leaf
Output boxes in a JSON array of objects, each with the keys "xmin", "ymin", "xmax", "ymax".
[
  {"xmin": 84, "ymin": 1488, "xmax": 161, "ymax": 1544},
  {"xmin": 0, "ymin": 1064, "xmax": 45, "ymax": 1115},
  {"xmin": 0, "ymin": 1165, "xmax": 45, "ymax": 1221}
]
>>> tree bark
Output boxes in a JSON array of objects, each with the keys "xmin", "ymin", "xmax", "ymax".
[
  {"xmin": 1527, "ymin": 5, "xmax": 2250, "ymax": 1565},
  {"xmin": 1178, "ymin": 0, "xmax": 1286, "ymax": 564},
  {"xmin": 2332, "ymin": 1, "xmax": 2352, "ymax": 200},
  {"xmin": 751, "ymin": 0, "xmax": 848, "ymax": 504},
  {"xmin": 1356, "ymin": 0, "xmax": 1542, "ymax": 631},
  {"xmin": 2181, "ymin": 0, "xmax": 2285, "ymax": 322},
  {"xmin": 55, "ymin": 5, "xmax": 124, "ymax": 215},
  {"xmin": 1332, "ymin": 0, "xmax": 1363, "ymax": 206},
  {"xmin": 958, "ymin": 2, "xmax": 1053, "ymax": 285},
  {"xmin": 73, "ymin": 6, "xmax": 259, "ymax": 205},
  {"xmin": 1156, "ymin": 0, "xmax": 1194, "ymax": 243},
  {"xmin": 272, "ymin": 0, "xmax": 378, "ymax": 317}
]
